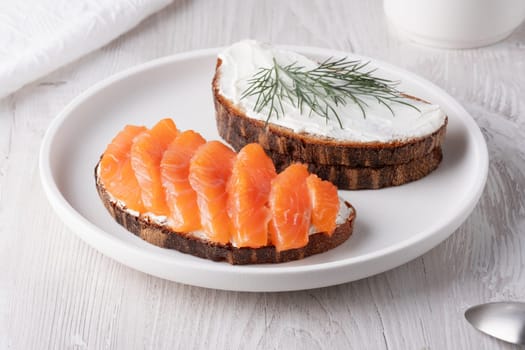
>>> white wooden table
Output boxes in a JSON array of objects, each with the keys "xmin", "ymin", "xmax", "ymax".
[{"xmin": 1, "ymin": 0, "xmax": 524, "ymax": 348}]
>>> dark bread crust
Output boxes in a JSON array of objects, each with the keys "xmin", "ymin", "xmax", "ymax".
[
  {"xmin": 95, "ymin": 163, "xmax": 355, "ymax": 265},
  {"xmin": 212, "ymin": 58, "xmax": 447, "ymax": 168},
  {"xmin": 268, "ymin": 147, "xmax": 443, "ymax": 190}
]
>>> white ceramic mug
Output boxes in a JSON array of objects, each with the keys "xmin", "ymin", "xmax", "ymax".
[{"xmin": 384, "ymin": 0, "xmax": 525, "ymax": 48}]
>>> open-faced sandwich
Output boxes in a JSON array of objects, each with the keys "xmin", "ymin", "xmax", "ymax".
[
  {"xmin": 213, "ymin": 40, "xmax": 448, "ymax": 189},
  {"xmin": 95, "ymin": 119, "xmax": 355, "ymax": 265}
]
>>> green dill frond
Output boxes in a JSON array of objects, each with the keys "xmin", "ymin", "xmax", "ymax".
[{"xmin": 240, "ymin": 56, "xmax": 420, "ymax": 127}]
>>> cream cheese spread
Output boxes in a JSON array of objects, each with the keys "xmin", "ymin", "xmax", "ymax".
[{"xmin": 217, "ymin": 40, "xmax": 446, "ymax": 143}]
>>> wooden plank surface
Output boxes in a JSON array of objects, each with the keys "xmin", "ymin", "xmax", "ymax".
[{"xmin": 1, "ymin": 0, "xmax": 524, "ymax": 348}]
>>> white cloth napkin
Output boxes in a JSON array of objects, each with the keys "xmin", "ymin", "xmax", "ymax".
[{"xmin": 0, "ymin": 0, "xmax": 172, "ymax": 98}]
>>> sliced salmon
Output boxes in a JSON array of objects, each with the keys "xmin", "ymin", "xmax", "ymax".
[
  {"xmin": 269, "ymin": 163, "xmax": 312, "ymax": 251},
  {"xmin": 131, "ymin": 118, "xmax": 179, "ymax": 216},
  {"xmin": 160, "ymin": 130, "xmax": 206, "ymax": 232},
  {"xmin": 99, "ymin": 125, "xmax": 147, "ymax": 212},
  {"xmin": 189, "ymin": 141, "xmax": 236, "ymax": 244},
  {"xmin": 306, "ymin": 174, "xmax": 339, "ymax": 235},
  {"xmin": 227, "ymin": 143, "xmax": 277, "ymax": 248}
]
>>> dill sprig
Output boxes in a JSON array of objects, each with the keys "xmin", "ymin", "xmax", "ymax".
[{"xmin": 241, "ymin": 57, "xmax": 419, "ymax": 127}]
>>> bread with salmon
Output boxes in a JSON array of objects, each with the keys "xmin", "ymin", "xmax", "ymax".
[
  {"xmin": 95, "ymin": 119, "xmax": 356, "ymax": 265},
  {"xmin": 212, "ymin": 40, "xmax": 448, "ymax": 189},
  {"xmin": 95, "ymin": 166, "xmax": 355, "ymax": 265}
]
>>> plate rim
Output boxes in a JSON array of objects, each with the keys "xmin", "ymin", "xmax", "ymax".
[{"xmin": 39, "ymin": 45, "xmax": 489, "ymax": 289}]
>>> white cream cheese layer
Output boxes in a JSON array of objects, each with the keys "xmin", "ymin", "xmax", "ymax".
[{"xmin": 217, "ymin": 40, "xmax": 446, "ymax": 143}]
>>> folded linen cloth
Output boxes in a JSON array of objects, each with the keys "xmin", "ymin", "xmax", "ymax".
[{"xmin": 0, "ymin": 0, "xmax": 172, "ymax": 98}]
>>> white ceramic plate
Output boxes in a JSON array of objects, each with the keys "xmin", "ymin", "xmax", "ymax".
[{"xmin": 39, "ymin": 46, "xmax": 488, "ymax": 292}]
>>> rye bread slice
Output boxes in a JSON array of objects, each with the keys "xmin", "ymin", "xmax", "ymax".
[
  {"xmin": 268, "ymin": 147, "xmax": 443, "ymax": 190},
  {"xmin": 212, "ymin": 58, "xmax": 448, "ymax": 168},
  {"xmin": 95, "ymin": 163, "xmax": 356, "ymax": 265}
]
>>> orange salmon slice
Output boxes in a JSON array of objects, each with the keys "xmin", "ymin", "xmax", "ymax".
[
  {"xmin": 227, "ymin": 143, "xmax": 277, "ymax": 248},
  {"xmin": 269, "ymin": 163, "xmax": 312, "ymax": 251},
  {"xmin": 306, "ymin": 174, "xmax": 339, "ymax": 235},
  {"xmin": 131, "ymin": 118, "xmax": 179, "ymax": 216},
  {"xmin": 189, "ymin": 141, "xmax": 236, "ymax": 244},
  {"xmin": 160, "ymin": 130, "xmax": 207, "ymax": 232},
  {"xmin": 99, "ymin": 125, "xmax": 147, "ymax": 212}
]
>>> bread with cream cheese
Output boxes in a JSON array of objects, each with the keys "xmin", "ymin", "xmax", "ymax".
[{"xmin": 212, "ymin": 41, "xmax": 448, "ymax": 189}]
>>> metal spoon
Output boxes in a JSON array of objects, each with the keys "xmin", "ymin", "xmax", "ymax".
[{"xmin": 465, "ymin": 302, "xmax": 525, "ymax": 345}]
